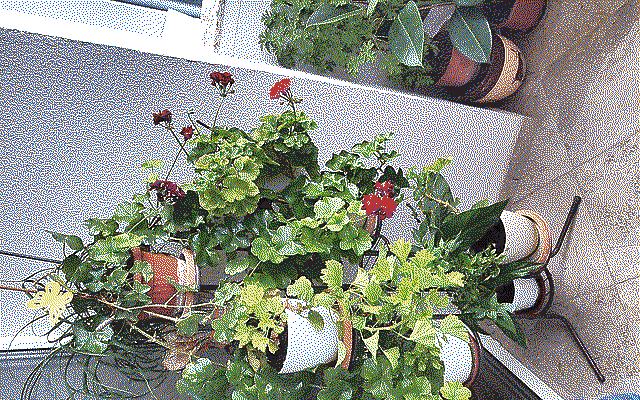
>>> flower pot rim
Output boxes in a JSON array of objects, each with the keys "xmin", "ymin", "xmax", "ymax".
[{"xmin": 514, "ymin": 209, "xmax": 552, "ymax": 267}]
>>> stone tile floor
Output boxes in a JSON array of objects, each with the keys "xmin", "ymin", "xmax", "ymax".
[{"xmin": 495, "ymin": 0, "xmax": 640, "ymax": 399}]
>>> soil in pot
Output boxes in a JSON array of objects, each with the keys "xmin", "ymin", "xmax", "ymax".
[
  {"xmin": 452, "ymin": 34, "xmax": 525, "ymax": 103},
  {"xmin": 482, "ymin": 0, "xmax": 547, "ymax": 32}
]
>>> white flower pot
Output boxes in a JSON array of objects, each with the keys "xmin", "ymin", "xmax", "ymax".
[
  {"xmin": 507, "ymin": 277, "xmax": 542, "ymax": 312},
  {"xmin": 440, "ymin": 328, "xmax": 480, "ymax": 385},
  {"xmin": 279, "ymin": 300, "xmax": 340, "ymax": 374},
  {"xmin": 500, "ymin": 210, "xmax": 539, "ymax": 262}
]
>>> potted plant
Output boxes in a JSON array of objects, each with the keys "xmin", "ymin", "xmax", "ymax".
[
  {"xmin": 260, "ymin": 0, "xmax": 528, "ymax": 102},
  {"xmin": 4, "ymin": 74, "xmax": 534, "ymax": 399}
]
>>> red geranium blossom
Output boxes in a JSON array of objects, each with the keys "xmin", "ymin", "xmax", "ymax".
[
  {"xmin": 374, "ymin": 180, "xmax": 394, "ymax": 198},
  {"xmin": 362, "ymin": 192, "xmax": 398, "ymax": 221},
  {"xmin": 180, "ymin": 126, "xmax": 194, "ymax": 141},
  {"xmin": 149, "ymin": 179, "xmax": 185, "ymax": 202},
  {"xmin": 210, "ymin": 71, "xmax": 234, "ymax": 88},
  {"xmin": 152, "ymin": 109, "xmax": 172, "ymax": 125},
  {"xmin": 269, "ymin": 78, "xmax": 291, "ymax": 100}
]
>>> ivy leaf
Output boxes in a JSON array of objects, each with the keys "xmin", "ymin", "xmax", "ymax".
[
  {"xmin": 444, "ymin": 271, "xmax": 465, "ymax": 287},
  {"xmin": 176, "ymin": 313, "xmax": 205, "ymax": 337},
  {"xmin": 321, "ymin": 260, "xmax": 343, "ymax": 292},
  {"xmin": 130, "ymin": 260, "xmax": 153, "ymax": 282},
  {"xmin": 314, "ymin": 197, "xmax": 346, "ymax": 220},
  {"xmin": 371, "ymin": 247, "xmax": 392, "ymax": 281},
  {"xmin": 141, "ymin": 159, "xmax": 163, "ymax": 169},
  {"xmin": 313, "ymin": 292, "xmax": 335, "ymax": 309},
  {"xmin": 287, "ymin": 276, "xmax": 314, "ymax": 303},
  {"xmin": 382, "ymin": 347, "xmax": 400, "ymax": 370},
  {"xmin": 307, "ymin": 309, "xmax": 325, "ymax": 331},
  {"xmin": 409, "ymin": 319, "xmax": 437, "ymax": 347},
  {"xmin": 389, "ymin": 1, "xmax": 424, "ymax": 67},
  {"xmin": 84, "ymin": 218, "xmax": 118, "ymax": 237},
  {"xmin": 440, "ymin": 381, "xmax": 472, "ymax": 400},
  {"xmin": 363, "ymin": 331, "xmax": 379, "ymax": 360},
  {"xmin": 390, "ymin": 238, "xmax": 412, "ymax": 263},
  {"xmin": 367, "ymin": 0, "xmax": 379, "ymax": 16},
  {"xmin": 440, "ymin": 315, "xmax": 469, "ymax": 341},
  {"xmin": 177, "ymin": 358, "xmax": 229, "ymax": 400},
  {"xmin": 73, "ymin": 323, "xmax": 113, "ymax": 354},
  {"xmin": 364, "ymin": 282, "xmax": 383, "ymax": 303},
  {"xmin": 61, "ymin": 255, "xmax": 84, "ymax": 281},
  {"xmin": 225, "ymin": 254, "xmax": 259, "ymax": 276},
  {"xmin": 47, "ymin": 231, "xmax": 84, "ymax": 251},
  {"xmin": 335, "ymin": 341, "xmax": 348, "ymax": 368}
]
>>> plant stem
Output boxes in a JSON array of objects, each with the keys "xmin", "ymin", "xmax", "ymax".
[
  {"xmin": 212, "ymin": 95, "xmax": 227, "ymax": 132},
  {"xmin": 166, "ymin": 124, "xmax": 189, "ymax": 158},
  {"xmin": 0, "ymin": 284, "xmax": 36, "ymax": 293},
  {"xmin": 164, "ymin": 149, "xmax": 182, "ymax": 181}
]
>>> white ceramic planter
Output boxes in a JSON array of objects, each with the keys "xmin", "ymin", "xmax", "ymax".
[
  {"xmin": 507, "ymin": 277, "xmax": 542, "ymax": 313},
  {"xmin": 440, "ymin": 327, "xmax": 479, "ymax": 384},
  {"xmin": 279, "ymin": 300, "xmax": 340, "ymax": 374},
  {"xmin": 501, "ymin": 210, "xmax": 539, "ymax": 262}
]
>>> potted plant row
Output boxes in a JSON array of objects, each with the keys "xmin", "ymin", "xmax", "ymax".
[
  {"xmin": 6, "ymin": 74, "xmax": 544, "ymax": 399},
  {"xmin": 260, "ymin": 0, "xmax": 546, "ymax": 103}
]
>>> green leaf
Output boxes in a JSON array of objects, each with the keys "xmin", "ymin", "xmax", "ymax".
[
  {"xmin": 251, "ymin": 237, "xmax": 285, "ymax": 264},
  {"xmin": 446, "ymin": 7, "xmax": 492, "ymax": 63},
  {"xmin": 314, "ymin": 197, "xmax": 346, "ymax": 220},
  {"xmin": 363, "ymin": 331, "xmax": 379, "ymax": 360},
  {"xmin": 390, "ymin": 238, "xmax": 412, "ymax": 262},
  {"xmin": 321, "ymin": 260, "xmax": 343, "ymax": 292},
  {"xmin": 307, "ymin": 309, "xmax": 325, "ymax": 331},
  {"xmin": 440, "ymin": 381, "xmax": 472, "ymax": 400},
  {"xmin": 130, "ymin": 260, "xmax": 153, "ymax": 282},
  {"xmin": 73, "ymin": 323, "xmax": 113, "ymax": 354},
  {"xmin": 225, "ymin": 254, "xmax": 259, "ymax": 276},
  {"xmin": 388, "ymin": 1, "xmax": 424, "ymax": 67},
  {"xmin": 287, "ymin": 276, "xmax": 314, "ymax": 303},
  {"xmin": 382, "ymin": 347, "xmax": 400, "ymax": 369},
  {"xmin": 47, "ymin": 231, "xmax": 84, "ymax": 251},
  {"xmin": 440, "ymin": 315, "xmax": 469, "ymax": 341},
  {"xmin": 409, "ymin": 319, "xmax": 437, "ymax": 346},
  {"xmin": 141, "ymin": 159, "xmax": 163, "ymax": 169},
  {"xmin": 440, "ymin": 200, "xmax": 507, "ymax": 251},
  {"xmin": 177, "ymin": 313, "xmax": 205, "ymax": 337},
  {"xmin": 307, "ymin": 4, "xmax": 362, "ymax": 28},
  {"xmin": 335, "ymin": 341, "xmax": 348, "ymax": 368},
  {"xmin": 367, "ymin": 0, "xmax": 379, "ymax": 16},
  {"xmin": 495, "ymin": 312, "xmax": 527, "ymax": 347},
  {"xmin": 177, "ymin": 358, "xmax": 229, "ymax": 400},
  {"xmin": 62, "ymin": 255, "xmax": 83, "ymax": 281}
]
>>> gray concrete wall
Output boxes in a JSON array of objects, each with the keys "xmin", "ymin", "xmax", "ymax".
[{"xmin": 0, "ymin": 28, "xmax": 521, "ymax": 398}]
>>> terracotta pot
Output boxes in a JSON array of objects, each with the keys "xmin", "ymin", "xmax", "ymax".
[
  {"xmin": 432, "ymin": 32, "xmax": 481, "ymax": 88},
  {"xmin": 131, "ymin": 247, "xmax": 199, "ymax": 318},
  {"xmin": 440, "ymin": 328, "xmax": 481, "ymax": 386},
  {"xmin": 457, "ymin": 34, "xmax": 526, "ymax": 103},
  {"xmin": 483, "ymin": 0, "xmax": 547, "ymax": 32}
]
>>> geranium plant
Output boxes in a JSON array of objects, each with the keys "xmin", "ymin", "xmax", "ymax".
[{"xmin": 5, "ymin": 73, "xmax": 533, "ymax": 399}]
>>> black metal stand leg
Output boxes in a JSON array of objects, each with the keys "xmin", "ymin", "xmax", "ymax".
[
  {"xmin": 536, "ymin": 195, "xmax": 606, "ymax": 383},
  {"xmin": 540, "ymin": 313, "xmax": 606, "ymax": 383}
]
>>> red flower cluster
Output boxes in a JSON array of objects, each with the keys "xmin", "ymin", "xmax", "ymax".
[
  {"xmin": 362, "ymin": 181, "xmax": 398, "ymax": 221},
  {"xmin": 152, "ymin": 109, "xmax": 172, "ymax": 125},
  {"xmin": 269, "ymin": 78, "xmax": 291, "ymax": 100},
  {"xmin": 210, "ymin": 71, "xmax": 234, "ymax": 89},
  {"xmin": 149, "ymin": 179, "xmax": 185, "ymax": 202},
  {"xmin": 180, "ymin": 126, "xmax": 194, "ymax": 141}
]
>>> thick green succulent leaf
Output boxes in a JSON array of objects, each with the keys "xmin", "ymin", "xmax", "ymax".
[
  {"xmin": 446, "ymin": 7, "xmax": 492, "ymax": 63},
  {"xmin": 388, "ymin": 1, "xmax": 424, "ymax": 67},
  {"xmin": 439, "ymin": 200, "xmax": 507, "ymax": 251}
]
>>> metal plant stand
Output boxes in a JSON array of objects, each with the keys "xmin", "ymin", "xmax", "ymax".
[{"xmin": 520, "ymin": 196, "xmax": 606, "ymax": 383}]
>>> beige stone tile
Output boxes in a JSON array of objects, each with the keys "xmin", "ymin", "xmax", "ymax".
[{"xmin": 604, "ymin": 246, "xmax": 640, "ymax": 283}]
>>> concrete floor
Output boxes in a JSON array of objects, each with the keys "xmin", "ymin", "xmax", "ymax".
[{"xmin": 494, "ymin": 0, "xmax": 640, "ymax": 399}]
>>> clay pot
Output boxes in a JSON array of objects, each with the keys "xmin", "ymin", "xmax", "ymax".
[
  {"xmin": 432, "ymin": 32, "xmax": 482, "ymax": 88},
  {"xmin": 131, "ymin": 247, "xmax": 199, "ymax": 318},
  {"xmin": 457, "ymin": 34, "xmax": 526, "ymax": 103},
  {"xmin": 440, "ymin": 328, "xmax": 481, "ymax": 386},
  {"xmin": 483, "ymin": 0, "xmax": 547, "ymax": 32}
]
